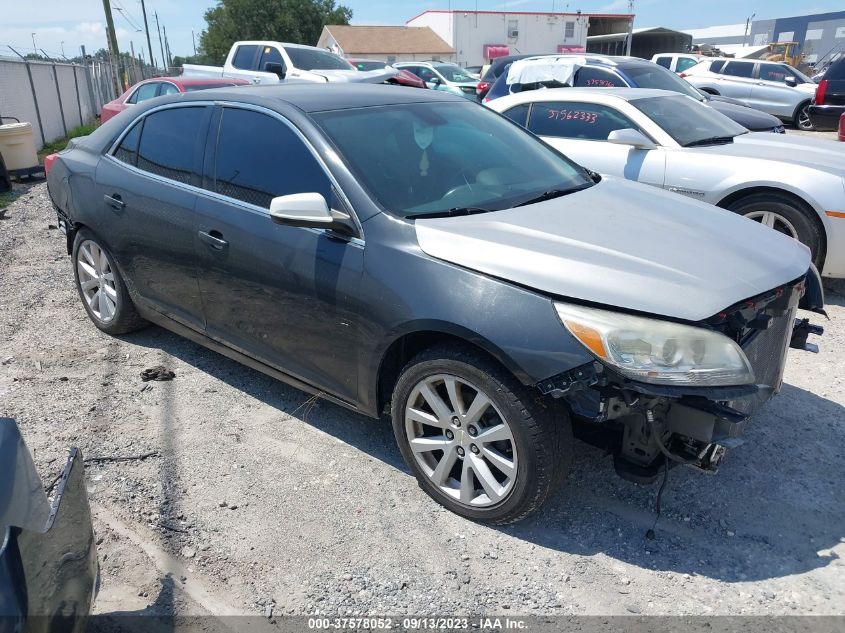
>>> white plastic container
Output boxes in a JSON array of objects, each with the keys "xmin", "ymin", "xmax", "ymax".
[{"xmin": 0, "ymin": 122, "xmax": 39, "ymax": 171}]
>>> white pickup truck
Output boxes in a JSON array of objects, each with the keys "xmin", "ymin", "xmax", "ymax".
[{"xmin": 182, "ymin": 41, "xmax": 396, "ymax": 84}]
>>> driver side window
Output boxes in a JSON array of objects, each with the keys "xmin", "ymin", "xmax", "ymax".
[{"xmin": 527, "ymin": 101, "xmax": 640, "ymax": 141}]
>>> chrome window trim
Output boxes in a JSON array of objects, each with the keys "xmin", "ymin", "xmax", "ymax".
[{"xmin": 105, "ymin": 100, "xmax": 364, "ymax": 244}]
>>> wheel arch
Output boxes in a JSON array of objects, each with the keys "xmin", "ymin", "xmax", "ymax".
[
  {"xmin": 373, "ymin": 324, "xmax": 528, "ymax": 418},
  {"xmin": 716, "ymin": 185, "xmax": 828, "ymax": 265}
]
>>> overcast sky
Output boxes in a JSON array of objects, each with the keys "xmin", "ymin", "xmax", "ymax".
[{"xmin": 1, "ymin": 0, "xmax": 843, "ymax": 62}]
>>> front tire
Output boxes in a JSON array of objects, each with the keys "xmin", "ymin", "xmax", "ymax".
[
  {"xmin": 72, "ymin": 228, "xmax": 147, "ymax": 335},
  {"xmin": 390, "ymin": 345, "xmax": 572, "ymax": 524},
  {"xmin": 727, "ymin": 193, "xmax": 824, "ymax": 268},
  {"xmin": 795, "ymin": 101, "xmax": 814, "ymax": 131}
]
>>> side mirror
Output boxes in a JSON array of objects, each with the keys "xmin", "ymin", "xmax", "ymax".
[
  {"xmin": 607, "ymin": 128, "xmax": 657, "ymax": 150},
  {"xmin": 264, "ymin": 61, "xmax": 286, "ymax": 79},
  {"xmin": 430, "ymin": 77, "xmax": 442, "ymax": 86},
  {"xmin": 269, "ymin": 193, "xmax": 355, "ymax": 237},
  {"xmin": 784, "ymin": 76, "xmax": 797, "ymax": 87}
]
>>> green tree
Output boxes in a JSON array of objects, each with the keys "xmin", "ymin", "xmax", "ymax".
[{"xmin": 199, "ymin": 0, "xmax": 352, "ymax": 65}]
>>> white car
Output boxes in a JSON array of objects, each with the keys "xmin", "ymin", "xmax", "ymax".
[
  {"xmin": 487, "ymin": 87, "xmax": 845, "ymax": 278},
  {"xmin": 651, "ymin": 53, "xmax": 705, "ymax": 74},
  {"xmin": 680, "ymin": 58, "xmax": 817, "ymax": 130}
]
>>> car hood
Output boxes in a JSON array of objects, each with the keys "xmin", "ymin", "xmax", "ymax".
[
  {"xmin": 699, "ymin": 133, "xmax": 845, "ymax": 174},
  {"xmin": 414, "ymin": 178, "xmax": 810, "ymax": 322},
  {"xmin": 706, "ymin": 100, "xmax": 783, "ymax": 130}
]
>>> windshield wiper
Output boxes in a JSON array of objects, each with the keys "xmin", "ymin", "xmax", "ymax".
[
  {"xmin": 411, "ymin": 207, "xmax": 493, "ymax": 220},
  {"xmin": 515, "ymin": 185, "xmax": 589, "ymax": 208},
  {"xmin": 684, "ymin": 135, "xmax": 736, "ymax": 147}
]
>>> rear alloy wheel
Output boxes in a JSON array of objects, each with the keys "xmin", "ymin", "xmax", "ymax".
[
  {"xmin": 795, "ymin": 102, "xmax": 814, "ymax": 131},
  {"xmin": 72, "ymin": 229, "xmax": 147, "ymax": 335},
  {"xmin": 727, "ymin": 193, "xmax": 824, "ymax": 269},
  {"xmin": 391, "ymin": 346, "xmax": 571, "ymax": 524}
]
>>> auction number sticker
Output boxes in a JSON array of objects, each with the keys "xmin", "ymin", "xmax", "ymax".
[{"xmin": 546, "ymin": 109, "xmax": 598, "ymax": 124}]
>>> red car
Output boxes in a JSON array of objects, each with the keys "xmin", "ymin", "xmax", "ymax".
[
  {"xmin": 347, "ymin": 58, "xmax": 427, "ymax": 89},
  {"xmin": 839, "ymin": 112, "xmax": 845, "ymax": 141},
  {"xmin": 100, "ymin": 77, "xmax": 249, "ymax": 123}
]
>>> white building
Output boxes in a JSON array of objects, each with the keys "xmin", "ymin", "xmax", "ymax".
[{"xmin": 406, "ymin": 9, "xmax": 596, "ymax": 67}]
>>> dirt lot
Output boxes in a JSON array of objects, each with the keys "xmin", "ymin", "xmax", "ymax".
[{"xmin": 1, "ymin": 182, "xmax": 844, "ymax": 619}]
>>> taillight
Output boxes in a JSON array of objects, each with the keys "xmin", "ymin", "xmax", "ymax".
[
  {"xmin": 476, "ymin": 81, "xmax": 490, "ymax": 94},
  {"xmin": 838, "ymin": 112, "xmax": 844, "ymax": 142},
  {"xmin": 44, "ymin": 153, "xmax": 58, "ymax": 176},
  {"xmin": 816, "ymin": 79, "xmax": 828, "ymax": 106}
]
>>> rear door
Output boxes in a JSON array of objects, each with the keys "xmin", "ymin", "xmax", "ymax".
[
  {"xmin": 714, "ymin": 61, "xmax": 755, "ymax": 101},
  {"xmin": 194, "ymin": 105, "xmax": 363, "ymax": 401},
  {"xmin": 523, "ymin": 100, "xmax": 666, "ymax": 188},
  {"xmin": 96, "ymin": 104, "xmax": 211, "ymax": 329}
]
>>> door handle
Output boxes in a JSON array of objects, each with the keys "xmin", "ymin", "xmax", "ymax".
[
  {"xmin": 104, "ymin": 194, "xmax": 125, "ymax": 210},
  {"xmin": 198, "ymin": 229, "xmax": 228, "ymax": 251}
]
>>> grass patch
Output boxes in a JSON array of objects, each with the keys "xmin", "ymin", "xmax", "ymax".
[
  {"xmin": 0, "ymin": 190, "xmax": 17, "ymax": 209},
  {"xmin": 39, "ymin": 122, "xmax": 99, "ymax": 157}
]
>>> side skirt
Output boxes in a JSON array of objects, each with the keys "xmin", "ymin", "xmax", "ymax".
[{"xmin": 135, "ymin": 305, "xmax": 366, "ymax": 417}]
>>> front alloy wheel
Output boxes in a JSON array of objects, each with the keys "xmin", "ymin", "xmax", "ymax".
[
  {"xmin": 796, "ymin": 103, "xmax": 814, "ymax": 131},
  {"xmin": 405, "ymin": 374, "xmax": 518, "ymax": 507},
  {"xmin": 391, "ymin": 345, "xmax": 572, "ymax": 524}
]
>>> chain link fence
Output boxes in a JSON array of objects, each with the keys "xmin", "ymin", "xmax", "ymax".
[{"xmin": 0, "ymin": 52, "xmax": 167, "ymax": 150}]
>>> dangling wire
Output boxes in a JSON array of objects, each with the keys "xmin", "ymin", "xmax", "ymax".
[{"xmin": 646, "ymin": 455, "xmax": 669, "ymax": 540}]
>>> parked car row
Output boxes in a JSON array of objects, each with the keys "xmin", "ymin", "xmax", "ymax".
[
  {"xmin": 46, "ymin": 76, "xmax": 827, "ymax": 524},
  {"xmin": 483, "ymin": 54, "xmax": 787, "ymax": 133}
]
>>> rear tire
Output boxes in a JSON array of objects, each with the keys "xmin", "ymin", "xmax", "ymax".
[
  {"xmin": 726, "ymin": 193, "xmax": 824, "ymax": 268},
  {"xmin": 390, "ymin": 344, "xmax": 572, "ymax": 524},
  {"xmin": 72, "ymin": 228, "xmax": 147, "ymax": 335}
]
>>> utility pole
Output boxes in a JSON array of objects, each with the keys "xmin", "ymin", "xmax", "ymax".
[
  {"xmin": 192, "ymin": 29, "xmax": 197, "ymax": 57},
  {"xmin": 140, "ymin": 0, "xmax": 156, "ymax": 70},
  {"xmin": 744, "ymin": 13, "xmax": 756, "ymax": 47},
  {"xmin": 130, "ymin": 40, "xmax": 137, "ymax": 81},
  {"xmin": 625, "ymin": 0, "xmax": 634, "ymax": 57},
  {"xmin": 31, "ymin": 33, "xmax": 37, "ymax": 56},
  {"xmin": 155, "ymin": 11, "xmax": 167, "ymax": 72},
  {"xmin": 102, "ymin": 0, "xmax": 124, "ymax": 93},
  {"xmin": 163, "ymin": 24, "xmax": 173, "ymax": 68}
]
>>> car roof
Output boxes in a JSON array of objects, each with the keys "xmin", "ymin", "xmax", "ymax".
[
  {"xmin": 156, "ymin": 83, "xmax": 466, "ymax": 112},
  {"xmin": 505, "ymin": 87, "xmax": 678, "ymax": 102}
]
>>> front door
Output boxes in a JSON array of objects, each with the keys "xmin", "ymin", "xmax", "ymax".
[
  {"xmin": 96, "ymin": 105, "xmax": 211, "ymax": 329},
  {"xmin": 194, "ymin": 106, "xmax": 363, "ymax": 402}
]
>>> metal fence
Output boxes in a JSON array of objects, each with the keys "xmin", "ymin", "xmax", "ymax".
[{"xmin": 0, "ymin": 54, "xmax": 165, "ymax": 150}]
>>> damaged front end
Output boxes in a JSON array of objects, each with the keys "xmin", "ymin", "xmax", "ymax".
[{"xmin": 540, "ymin": 271, "xmax": 824, "ymax": 484}]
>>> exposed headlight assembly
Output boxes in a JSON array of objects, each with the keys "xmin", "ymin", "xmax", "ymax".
[{"xmin": 554, "ymin": 303, "xmax": 755, "ymax": 387}]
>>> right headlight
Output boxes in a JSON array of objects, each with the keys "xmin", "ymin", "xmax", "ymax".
[{"xmin": 554, "ymin": 303, "xmax": 755, "ymax": 387}]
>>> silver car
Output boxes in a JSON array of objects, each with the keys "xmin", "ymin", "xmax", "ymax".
[
  {"xmin": 487, "ymin": 87, "xmax": 845, "ymax": 278},
  {"xmin": 394, "ymin": 61, "xmax": 479, "ymax": 99},
  {"xmin": 681, "ymin": 58, "xmax": 817, "ymax": 129}
]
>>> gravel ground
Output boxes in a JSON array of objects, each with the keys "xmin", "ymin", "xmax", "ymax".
[{"xmin": 1, "ymin": 182, "xmax": 844, "ymax": 618}]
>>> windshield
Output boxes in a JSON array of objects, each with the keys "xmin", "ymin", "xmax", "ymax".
[
  {"xmin": 311, "ymin": 102, "xmax": 593, "ymax": 217},
  {"xmin": 284, "ymin": 47, "xmax": 354, "ymax": 71},
  {"xmin": 434, "ymin": 64, "xmax": 476, "ymax": 83},
  {"xmin": 624, "ymin": 64, "xmax": 705, "ymax": 101},
  {"xmin": 634, "ymin": 95, "xmax": 748, "ymax": 146},
  {"xmin": 352, "ymin": 60, "xmax": 388, "ymax": 71}
]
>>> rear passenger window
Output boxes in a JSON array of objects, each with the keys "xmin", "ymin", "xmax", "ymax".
[
  {"xmin": 722, "ymin": 62, "xmax": 753, "ymax": 78},
  {"xmin": 159, "ymin": 83, "xmax": 180, "ymax": 96},
  {"xmin": 136, "ymin": 107, "xmax": 206, "ymax": 184},
  {"xmin": 655, "ymin": 57, "xmax": 671, "ymax": 69},
  {"xmin": 213, "ymin": 108, "xmax": 331, "ymax": 209},
  {"xmin": 114, "ymin": 121, "xmax": 142, "ymax": 166},
  {"xmin": 527, "ymin": 101, "xmax": 639, "ymax": 141},
  {"xmin": 574, "ymin": 67, "xmax": 625, "ymax": 87},
  {"xmin": 232, "ymin": 45, "xmax": 259, "ymax": 70},
  {"xmin": 128, "ymin": 82, "xmax": 158, "ymax": 104},
  {"xmin": 825, "ymin": 58, "xmax": 845, "ymax": 80},
  {"xmin": 502, "ymin": 104, "xmax": 530, "ymax": 127},
  {"xmin": 709, "ymin": 60, "xmax": 726, "ymax": 73}
]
